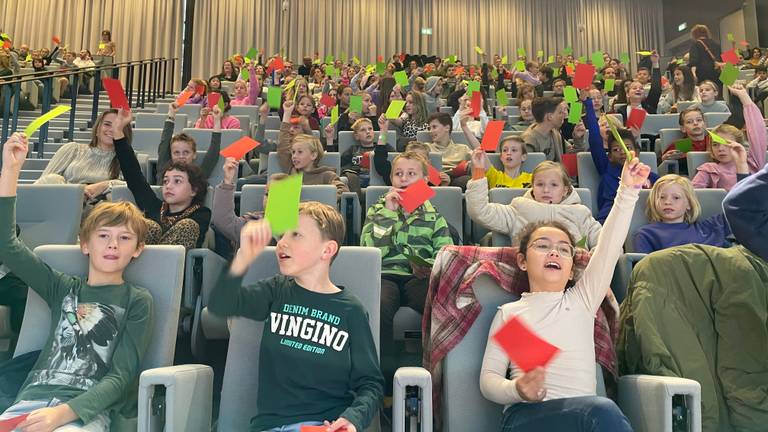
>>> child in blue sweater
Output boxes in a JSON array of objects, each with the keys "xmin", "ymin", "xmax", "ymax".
[
  {"xmin": 633, "ymin": 174, "xmax": 731, "ymax": 253},
  {"xmin": 584, "ymin": 94, "xmax": 659, "ymax": 223}
]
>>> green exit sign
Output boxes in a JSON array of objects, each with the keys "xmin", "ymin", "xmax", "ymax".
[{"xmin": 421, "ymin": 28, "xmax": 433, "ymax": 35}]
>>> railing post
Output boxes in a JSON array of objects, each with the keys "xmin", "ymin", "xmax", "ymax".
[
  {"xmin": 127, "ymin": 64, "xmax": 135, "ymax": 107},
  {"xmin": 67, "ymin": 74, "xmax": 80, "ymax": 140},
  {"xmin": 1, "ymin": 83, "xmax": 11, "ymax": 143},
  {"xmin": 10, "ymin": 82, "xmax": 21, "ymax": 135},
  {"xmin": 37, "ymin": 77, "xmax": 54, "ymax": 157},
  {"xmin": 137, "ymin": 63, "xmax": 145, "ymax": 109},
  {"xmin": 90, "ymin": 74, "xmax": 102, "ymax": 128},
  {"xmin": 170, "ymin": 59, "xmax": 176, "ymax": 95},
  {"xmin": 162, "ymin": 58, "xmax": 168, "ymax": 97}
]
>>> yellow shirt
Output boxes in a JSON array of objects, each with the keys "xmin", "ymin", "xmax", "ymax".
[{"xmin": 485, "ymin": 166, "xmax": 532, "ymax": 189}]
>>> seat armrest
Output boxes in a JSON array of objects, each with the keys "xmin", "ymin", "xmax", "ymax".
[
  {"xmin": 393, "ymin": 367, "xmax": 433, "ymax": 432},
  {"xmin": 138, "ymin": 364, "xmax": 213, "ymax": 432},
  {"xmin": 184, "ymin": 248, "xmax": 228, "ymax": 310},
  {"xmin": 618, "ymin": 374, "xmax": 701, "ymax": 432}
]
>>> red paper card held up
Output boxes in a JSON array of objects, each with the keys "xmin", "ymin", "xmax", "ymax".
[
  {"xmin": 626, "ymin": 108, "xmax": 647, "ymax": 130},
  {"xmin": 0, "ymin": 413, "xmax": 29, "ymax": 432},
  {"xmin": 360, "ymin": 151, "xmax": 371, "ymax": 170},
  {"xmin": 320, "ymin": 93, "xmax": 336, "ymax": 109},
  {"xmin": 721, "ymin": 49, "xmax": 739, "ymax": 65},
  {"xmin": 573, "ymin": 63, "xmax": 596, "ymax": 89},
  {"xmin": 481, "ymin": 120, "xmax": 505, "ymax": 151},
  {"xmin": 102, "ymin": 78, "xmax": 130, "ymax": 112},
  {"xmin": 399, "ymin": 179, "xmax": 435, "ymax": 213},
  {"xmin": 470, "ymin": 91, "xmax": 482, "ymax": 117},
  {"xmin": 492, "ymin": 315, "xmax": 560, "ymax": 373},
  {"xmin": 220, "ymin": 136, "xmax": 261, "ymax": 160},
  {"xmin": 176, "ymin": 90, "xmax": 194, "ymax": 107},
  {"xmin": 428, "ymin": 164, "xmax": 442, "ymax": 186},
  {"xmin": 52, "ymin": 35, "xmax": 61, "ymax": 45},
  {"xmin": 561, "ymin": 153, "xmax": 578, "ymax": 177},
  {"xmin": 195, "ymin": 84, "xmax": 206, "ymax": 95},
  {"xmin": 207, "ymin": 92, "xmax": 221, "ymax": 108}
]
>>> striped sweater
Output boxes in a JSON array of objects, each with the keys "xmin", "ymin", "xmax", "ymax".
[{"xmin": 361, "ymin": 196, "xmax": 453, "ymax": 276}]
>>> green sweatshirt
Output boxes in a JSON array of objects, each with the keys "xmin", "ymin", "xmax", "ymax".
[
  {"xmin": 208, "ymin": 273, "xmax": 383, "ymax": 432},
  {"xmin": 0, "ymin": 196, "xmax": 153, "ymax": 424},
  {"xmin": 361, "ymin": 197, "xmax": 453, "ymax": 276}
]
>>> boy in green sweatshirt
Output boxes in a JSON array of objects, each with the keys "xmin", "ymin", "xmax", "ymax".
[
  {"xmin": 0, "ymin": 133, "xmax": 153, "ymax": 431},
  {"xmin": 209, "ymin": 201, "xmax": 383, "ymax": 432}
]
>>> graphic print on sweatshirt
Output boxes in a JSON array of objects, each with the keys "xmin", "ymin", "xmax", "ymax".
[
  {"xmin": 28, "ymin": 288, "xmax": 125, "ymax": 390},
  {"xmin": 270, "ymin": 303, "xmax": 350, "ymax": 355}
]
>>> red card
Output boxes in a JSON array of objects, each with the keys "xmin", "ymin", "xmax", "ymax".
[
  {"xmin": 565, "ymin": 65, "xmax": 574, "ymax": 76},
  {"xmin": 470, "ymin": 91, "xmax": 482, "ymax": 117},
  {"xmin": 271, "ymin": 56, "xmax": 285, "ymax": 71},
  {"xmin": 573, "ymin": 63, "xmax": 596, "ymax": 89},
  {"xmin": 398, "ymin": 179, "xmax": 435, "ymax": 213},
  {"xmin": 2, "ymin": 40, "xmax": 10, "ymax": 49},
  {"xmin": 52, "ymin": 35, "xmax": 61, "ymax": 44},
  {"xmin": 300, "ymin": 426, "xmax": 347, "ymax": 432},
  {"xmin": 469, "ymin": 66, "xmax": 476, "ymax": 77},
  {"xmin": 102, "ymin": 78, "xmax": 131, "ymax": 112},
  {"xmin": 220, "ymin": 136, "xmax": 261, "ymax": 160},
  {"xmin": 360, "ymin": 151, "xmax": 371, "ymax": 170},
  {"xmin": 721, "ymin": 49, "xmax": 739, "ymax": 65},
  {"xmin": 399, "ymin": 52, "xmax": 406, "ymax": 63},
  {"xmin": 428, "ymin": 164, "xmax": 442, "ymax": 186},
  {"xmin": 492, "ymin": 315, "xmax": 560, "ymax": 373},
  {"xmin": 0, "ymin": 413, "xmax": 29, "ymax": 432},
  {"xmin": 195, "ymin": 84, "xmax": 206, "ymax": 95},
  {"xmin": 320, "ymin": 93, "xmax": 336, "ymax": 109},
  {"xmin": 740, "ymin": 40, "xmax": 749, "ymax": 47},
  {"xmin": 377, "ymin": 55, "xmax": 384, "ymax": 62},
  {"xmin": 207, "ymin": 92, "xmax": 221, "ymax": 108},
  {"xmin": 626, "ymin": 108, "xmax": 647, "ymax": 130},
  {"xmin": 661, "ymin": 76, "xmax": 669, "ymax": 87},
  {"xmin": 561, "ymin": 153, "xmax": 578, "ymax": 177},
  {"xmin": 481, "ymin": 120, "xmax": 505, "ymax": 151},
  {"xmin": 454, "ymin": 66, "xmax": 465, "ymax": 76},
  {"xmin": 176, "ymin": 90, "xmax": 194, "ymax": 107}
]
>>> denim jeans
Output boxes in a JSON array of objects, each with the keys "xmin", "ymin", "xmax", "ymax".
[
  {"xmin": 0, "ymin": 398, "xmax": 110, "ymax": 431},
  {"xmin": 501, "ymin": 396, "xmax": 632, "ymax": 432},
  {"xmin": 261, "ymin": 420, "xmax": 324, "ymax": 432}
]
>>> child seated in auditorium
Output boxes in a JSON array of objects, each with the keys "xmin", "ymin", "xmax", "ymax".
[
  {"xmin": 360, "ymin": 151, "xmax": 454, "ymax": 390},
  {"xmin": 326, "ymin": 117, "xmax": 375, "ymax": 195},
  {"xmin": 462, "ymin": 127, "xmax": 532, "ymax": 188},
  {"xmin": 692, "ymin": 85, "xmax": 766, "ymax": 190},
  {"xmin": 521, "ymin": 97, "xmax": 585, "ymax": 162},
  {"xmin": 452, "ymin": 93, "xmax": 489, "ymax": 138},
  {"xmin": 691, "ymin": 80, "xmax": 730, "ymax": 113},
  {"xmin": 480, "ymin": 157, "xmax": 649, "ymax": 432},
  {"xmin": 418, "ymin": 112, "xmax": 472, "ymax": 187},
  {"xmin": 633, "ymin": 174, "xmax": 732, "ymax": 254},
  {"xmin": 746, "ymin": 65, "xmax": 768, "ymax": 103},
  {"xmin": 159, "ymin": 102, "xmax": 223, "ymax": 179},
  {"xmin": 209, "ymin": 203, "xmax": 384, "ymax": 432},
  {"xmin": 112, "ymin": 109, "xmax": 212, "ymax": 250},
  {"xmin": 292, "ymin": 94, "xmax": 321, "ymax": 130},
  {"xmin": 0, "ymin": 133, "xmax": 153, "ymax": 431},
  {"xmin": 229, "ymin": 62, "xmax": 260, "ymax": 106},
  {"xmin": 373, "ymin": 116, "xmax": 450, "ymax": 186},
  {"xmin": 195, "ymin": 92, "xmax": 241, "ymax": 130},
  {"xmin": 616, "ymin": 51, "xmax": 662, "ymax": 120},
  {"xmin": 584, "ymin": 92, "xmax": 659, "ymax": 223},
  {"xmin": 279, "ymin": 100, "xmax": 349, "ymax": 200},
  {"xmin": 335, "ymin": 91, "xmax": 379, "ymax": 133},
  {"xmin": 662, "ymin": 107, "xmax": 710, "ymax": 175},
  {"xmin": 504, "ymin": 98, "xmax": 534, "ymax": 131},
  {"xmin": 466, "ymin": 161, "xmax": 602, "ymax": 249},
  {"xmin": 180, "ymin": 78, "xmax": 207, "ymax": 105}
]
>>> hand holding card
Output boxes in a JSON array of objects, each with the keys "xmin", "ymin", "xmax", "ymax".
[
  {"xmin": 492, "ymin": 315, "xmax": 560, "ymax": 372},
  {"xmin": 398, "ymin": 179, "xmax": 435, "ymax": 213}
]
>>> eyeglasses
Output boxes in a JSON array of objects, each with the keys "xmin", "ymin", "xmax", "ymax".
[{"xmin": 529, "ymin": 239, "xmax": 576, "ymax": 258}]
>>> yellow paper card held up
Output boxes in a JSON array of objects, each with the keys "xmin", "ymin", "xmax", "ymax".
[{"xmin": 24, "ymin": 105, "xmax": 71, "ymax": 137}]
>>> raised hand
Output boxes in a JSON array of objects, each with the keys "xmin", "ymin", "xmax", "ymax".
[
  {"xmin": 515, "ymin": 367, "xmax": 547, "ymax": 402},
  {"xmin": 112, "ymin": 108, "xmax": 133, "ymax": 140},
  {"xmin": 621, "ymin": 153, "xmax": 652, "ymax": 188},
  {"xmin": 384, "ymin": 188, "xmax": 403, "ymax": 211},
  {"xmin": 471, "ymin": 148, "xmax": 489, "ymax": 171},
  {"xmin": 231, "ymin": 220, "xmax": 272, "ymax": 276},
  {"xmin": 2, "ymin": 133, "xmax": 28, "ymax": 172},
  {"xmin": 222, "ymin": 157, "xmax": 238, "ymax": 185}
]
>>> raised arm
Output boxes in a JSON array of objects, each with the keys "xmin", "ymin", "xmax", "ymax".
[
  {"xmin": 157, "ymin": 103, "xmax": 178, "ymax": 171},
  {"xmin": 584, "ymin": 94, "xmax": 609, "ymax": 174},
  {"xmin": 199, "ymin": 105, "xmax": 223, "ymax": 177},
  {"xmin": 112, "ymin": 109, "xmax": 162, "ymax": 214},
  {"xmin": 645, "ymin": 51, "xmax": 662, "ymax": 113},
  {"xmin": 730, "ymin": 84, "xmax": 766, "ymax": 171},
  {"xmin": 247, "ymin": 63, "xmax": 261, "ymax": 106},
  {"xmin": 211, "ymin": 158, "xmax": 245, "ymax": 244},
  {"xmin": 277, "ymin": 100, "xmax": 298, "ymax": 172},
  {"xmin": 459, "ymin": 107, "xmax": 481, "ymax": 149},
  {"xmin": 465, "ymin": 176, "xmax": 520, "ymax": 235}
]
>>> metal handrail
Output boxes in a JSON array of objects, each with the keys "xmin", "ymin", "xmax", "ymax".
[{"xmin": 0, "ymin": 57, "xmax": 178, "ymax": 156}]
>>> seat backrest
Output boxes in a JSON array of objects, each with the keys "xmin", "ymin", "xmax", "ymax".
[
  {"xmin": 14, "ymin": 245, "xmax": 185, "ymax": 375},
  {"xmin": 112, "ymin": 185, "xmax": 215, "ymax": 210},
  {"xmin": 704, "ymin": 112, "xmax": 730, "ymax": 127},
  {"xmin": 657, "ymin": 128, "xmax": 684, "ymax": 156},
  {"xmin": 134, "ymin": 113, "xmax": 188, "ymax": 133},
  {"xmin": 229, "ymin": 105, "xmax": 260, "ymax": 124},
  {"xmin": 365, "ymin": 186, "xmax": 463, "ymax": 240},
  {"xmin": 181, "ymin": 128, "xmax": 244, "ymax": 152},
  {"xmin": 415, "ymin": 131, "xmax": 470, "ymax": 145},
  {"xmin": 17, "ymin": 184, "xmax": 84, "ymax": 249},
  {"xmin": 577, "ymin": 152, "xmax": 658, "ymax": 211},
  {"xmin": 641, "ymin": 114, "xmax": 679, "ymax": 135},
  {"xmin": 176, "ymin": 104, "xmax": 202, "ymax": 124},
  {"xmin": 369, "ymin": 152, "xmax": 443, "ymax": 186},
  {"xmin": 264, "ymin": 116, "xmax": 282, "ymax": 130},
  {"xmin": 217, "ymin": 246, "xmax": 381, "ymax": 432},
  {"xmin": 625, "ymin": 188, "xmax": 726, "ymax": 252},
  {"xmin": 486, "ymin": 152, "xmax": 546, "ymax": 174},
  {"xmin": 198, "ymin": 151, "xmax": 226, "ymax": 186},
  {"xmin": 232, "ymin": 115, "xmax": 251, "ymax": 137},
  {"xmin": 337, "ymin": 131, "xmax": 396, "ymax": 156},
  {"xmin": 676, "ymin": 101, "xmax": 697, "ymax": 112},
  {"xmin": 266, "ymin": 152, "xmax": 341, "ymax": 177},
  {"xmin": 611, "ymin": 253, "xmax": 648, "ymax": 304},
  {"xmin": 240, "ymin": 184, "xmax": 338, "ymax": 214},
  {"xmin": 438, "ymin": 106, "xmax": 454, "ymax": 115},
  {"xmin": 263, "ymin": 129, "xmax": 320, "ymax": 144},
  {"xmin": 686, "ymin": 151, "xmax": 712, "ymax": 178},
  {"xmin": 131, "ymin": 128, "xmax": 164, "ymax": 158}
]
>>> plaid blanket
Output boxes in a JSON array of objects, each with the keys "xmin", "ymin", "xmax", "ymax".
[{"xmin": 422, "ymin": 245, "xmax": 619, "ymax": 430}]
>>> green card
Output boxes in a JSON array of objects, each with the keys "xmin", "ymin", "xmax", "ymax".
[
  {"xmin": 267, "ymin": 86, "xmax": 282, "ymax": 109},
  {"xmin": 578, "ymin": 55, "xmax": 587, "ymax": 63},
  {"xmin": 245, "ymin": 47, "xmax": 258, "ymax": 60},
  {"xmin": 591, "ymin": 51, "xmax": 605, "ymax": 68},
  {"xmin": 490, "ymin": 68, "xmax": 498, "ymax": 80},
  {"xmin": 501, "ymin": 55, "xmax": 508, "ymax": 64},
  {"xmin": 385, "ymin": 100, "xmax": 406, "ymax": 119},
  {"xmin": 575, "ymin": 236, "xmax": 587, "ymax": 249},
  {"xmin": 537, "ymin": 50, "xmax": 544, "ymax": 59},
  {"xmin": 241, "ymin": 68, "xmax": 250, "ymax": 81},
  {"xmin": 496, "ymin": 89, "xmax": 508, "ymax": 107},
  {"xmin": 446, "ymin": 55, "xmax": 457, "ymax": 64},
  {"xmin": 325, "ymin": 54, "xmax": 335, "ymax": 64},
  {"xmin": 563, "ymin": 86, "xmax": 578, "ymax": 103},
  {"xmin": 217, "ymin": 96, "xmax": 226, "ymax": 111},
  {"xmin": 325, "ymin": 65, "xmax": 338, "ymax": 78},
  {"xmin": 567, "ymin": 101, "xmax": 583, "ymax": 124},
  {"xmin": 394, "ymin": 70, "xmax": 409, "ymax": 87},
  {"xmin": 376, "ymin": 61, "xmax": 386, "ymax": 74},
  {"xmin": 330, "ymin": 105, "xmax": 339, "ymax": 125},
  {"xmin": 349, "ymin": 95, "xmax": 363, "ymax": 113},
  {"xmin": 604, "ymin": 78, "xmax": 615, "ymax": 92},
  {"xmin": 466, "ymin": 80, "xmax": 480, "ymax": 95},
  {"xmin": 517, "ymin": 47, "xmax": 526, "ymax": 57},
  {"xmin": 563, "ymin": 46, "xmax": 573, "ymax": 55},
  {"xmin": 620, "ymin": 52, "xmax": 630, "ymax": 65},
  {"xmin": 675, "ymin": 138, "xmax": 693, "ymax": 153},
  {"xmin": 727, "ymin": 32, "xmax": 734, "ymax": 42},
  {"xmin": 719, "ymin": 63, "xmax": 739, "ymax": 86},
  {"xmin": 515, "ymin": 60, "xmax": 526, "ymax": 72},
  {"xmin": 708, "ymin": 130, "xmax": 728, "ymax": 145},
  {"xmin": 548, "ymin": 55, "xmax": 555, "ymax": 64},
  {"xmin": 312, "ymin": 58, "xmax": 321, "ymax": 65},
  {"xmin": 352, "ymin": 56, "xmax": 360, "ymax": 65},
  {"xmin": 264, "ymin": 173, "xmax": 303, "ymax": 235},
  {"xmin": 610, "ymin": 124, "xmax": 633, "ymax": 160}
]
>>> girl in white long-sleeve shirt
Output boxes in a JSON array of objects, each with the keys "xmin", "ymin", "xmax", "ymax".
[{"xmin": 479, "ymin": 156, "xmax": 651, "ymax": 431}]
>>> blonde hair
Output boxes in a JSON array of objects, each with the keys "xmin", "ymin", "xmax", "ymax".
[
  {"xmin": 392, "ymin": 151, "xmax": 429, "ymax": 178},
  {"xmin": 498, "ymin": 136, "xmax": 527, "ymax": 154},
  {"xmin": 646, "ymin": 175, "xmax": 701, "ymax": 223},
  {"xmin": 80, "ymin": 201, "xmax": 149, "ymax": 247},
  {"xmin": 531, "ymin": 161, "xmax": 572, "ymax": 194},
  {"xmin": 405, "ymin": 141, "xmax": 431, "ymax": 154},
  {"xmin": 710, "ymin": 124, "xmax": 744, "ymax": 159},
  {"xmin": 698, "ymin": 80, "xmax": 718, "ymax": 95},
  {"xmin": 298, "ymin": 201, "xmax": 345, "ymax": 262},
  {"xmin": 351, "ymin": 117, "xmax": 373, "ymax": 132},
  {"xmin": 291, "ymin": 134, "xmax": 325, "ymax": 168}
]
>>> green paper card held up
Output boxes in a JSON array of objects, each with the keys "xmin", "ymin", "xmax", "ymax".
[
  {"xmin": 708, "ymin": 130, "xmax": 728, "ymax": 145},
  {"xmin": 325, "ymin": 54, "xmax": 335, "ymax": 64},
  {"xmin": 386, "ymin": 100, "xmax": 406, "ymax": 119},
  {"xmin": 466, "ymin": 80, "xmax": 480, "ymax": 95},
  {"xmin": 515, "ymin": 60, "xmax": 526, "ymax": 72},
  {"xmin": 727, "ymin": 33, "xmax": 734, "ymax": 42},
  {"xmin": 330, "ymin": 105, "xmax": 339, "ymax": 125},
  {"xmin": 265, "ymin": 173, "xmax": 303, "ymax": 235},
  {"xmin": 376, "ymin": 62, "xmax": 386, "ymax": 74},
  {"xmin": 496, "ymin": 89, "xmax": 508, "ymax": 107},
  {"xmin": 475, "ymin": 46, "xmax": 484, "ymax": 55},
  {"xmin": 567, "ymin": 101, "xmax": 583, "ymax": 124},
  {"xmin": 620, "ymin": 52, "xmax": 630, "ymax": 65},
  {"xmin": 604, "ymin": 79, "xmax": 615, "ymax": 92},
  {"xmin": 267, "ymin": 86, "xmax": 282, "ymax": 109},
  {"xmin": 578, "ymin": 55, "xmax": 587, "ymax": 64},
  {"xmin": 352, "ymin": 56, "xmax": 360, "ymax": 65},
  {"xmin": 591, "ymin": 51, "xmax": 605, "ymax": 68},
  {"xmin": 517, "ymin": 47, "xmax": 526, "ymax": 57},
  {"xmin": 501, "ymin": 55, "xmax": 508, "ymax": 64},
  {"xmin": 563, "ymin": 86, "xmax": 578, "ymax": 103},
  {"xmin": 563, "ymin": 46, "xmax": 573, "ymax": 55},
  {"xmin": 325, "ymin": 65, "xmax": 338, "ymax": 78},
  {"xmin": 537, "ymin": 50, "xmax": 544, "ymax": 58},
  {"xmin": 241, "ymin": 69, "xmax": 250, "ymax": 81},
  {"xmin": 548, "ymin": 55, "xmax": 555, "ymax": 64},
  {"xmin": 675, "ymin": 138, "xmax": 693, "ymax": 153},
  {"xmin": 349, "ymin": 95, "xmax": 362, "ymax": 113},
  {"xmin": 490, "ymin": 69, "xmax": 498, "ymax": 79},
  {"xmin": 246, "ymin": 47, "xmax": 258, "ymax": 60},
  {"xmin": 719, "ymin": 63, "xmax": 739, "ymax": 86},
  {"xmin": 394, "ymin": 70, "xmax": 409, "ymax": 87}
]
